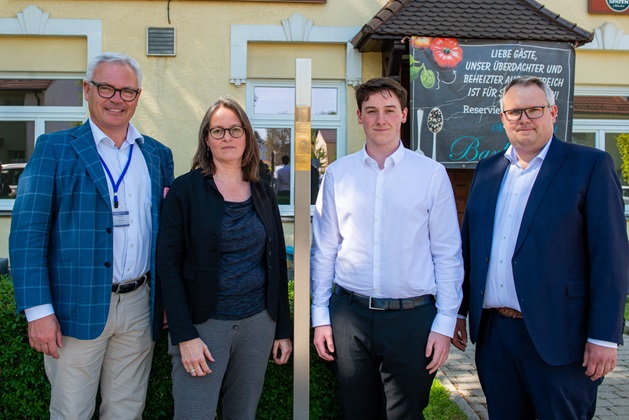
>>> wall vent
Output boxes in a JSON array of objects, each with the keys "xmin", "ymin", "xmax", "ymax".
[{"xmin": 147, "ymin": 27, "xmax": 176, "ymax": 56}]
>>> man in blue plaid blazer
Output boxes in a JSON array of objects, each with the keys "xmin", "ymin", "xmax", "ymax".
[{"xmin": 9, "ymin": 53, "xmax": 174, "ymax": 419}]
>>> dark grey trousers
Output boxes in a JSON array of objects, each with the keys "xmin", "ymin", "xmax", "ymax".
[{"xmin": 169, "ymin": 310, "xmax": 276, "ymax": 420}]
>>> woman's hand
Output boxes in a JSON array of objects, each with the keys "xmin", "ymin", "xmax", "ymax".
[
  {"xmin": 272, "ymin": 338, "xmax": 292, "ymax": 365},
  {"xmin": 179, "ymin": 338, "xmax": 215, "ymax": 376}
]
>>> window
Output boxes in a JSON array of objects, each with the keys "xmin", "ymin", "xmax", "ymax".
[
  {"xmin": 572, "ymin": 121, "xmax": 629, "ymax": 192},
  {"xmin": 248, "ymin": 81, "xmax": 346, "ymax": 215},
  {"xmin": 0, "ymin": 78, "xmax": 85, "ymax": 211}
]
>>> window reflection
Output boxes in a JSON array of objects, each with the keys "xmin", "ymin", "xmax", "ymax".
[
  {"xmin": 0, "ymin": 121, "xmax": 82, "ymax": 199},
  {"xmin": 571, "ymin": 132, "xmax": 595, "ymax": 148},
  {"xmin": 253, "ymin": 87, "xmax": 337, "ymax": 115},
  {"xmin": 0, "ymin": 79, "xmax": 83, "ymax": 107},
  {"xmin": 255, "ymin": 127, "xmax": 292, "ymax": 203},
  {"xmin": 254, "ymin": 127, "xmax": 339, "ymax": 205}
]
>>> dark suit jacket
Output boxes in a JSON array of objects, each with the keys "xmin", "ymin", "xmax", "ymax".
[
  {"xmin": 156, "ymin": 169, "xmax": 292, "ymax": 345},
  {"xmin": 10, "ymin": 121, "xmax": 174, "ymax": 340},
  {"xmin": 460, "ymin": 137, "xmax": 629, "ymax": 366}
]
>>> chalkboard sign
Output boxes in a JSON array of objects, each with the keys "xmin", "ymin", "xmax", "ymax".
[{"xmin": 410, "ymin": 39, "xmax": 575, "ymax": 167}]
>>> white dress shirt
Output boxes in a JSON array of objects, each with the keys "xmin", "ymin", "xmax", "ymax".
[
  {"xmin": 25, "ymin": 120, "xmax": 151, "ymax": 322},
  {"xmin": 311, "ymin": 141, "xmax": 464, "ymax": 337},
  {"xmin": 483, "ymin": 141, "xmax": 550, "ymax": 311},
  {"xmin": 484, "ymin": 138, "xmax": 615, "ymax": 348}
]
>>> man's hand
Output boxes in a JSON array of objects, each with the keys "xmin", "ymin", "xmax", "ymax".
[
  {"xmin": 28, "ymin": 314, "xmax": 63, "ymax": 359},
  {"xmin": 313, "ymin": 325, "xmax": 335, "ymax": 361},
  {"xmin": 451, "ymin": 317, "xmax": 468, "ymax": 351},
  {"xmin": 179, "ymin": 338, "xmax": 215, "ymax": 377},
  {"xmin": 272, "ymin": 339, "xmax": 293, "ymax": 365},
  {"xmin": 583, "ymin": 342, "xmax": 617, "ymax": 381},
  {"xmin": 425, "ymin": 331, "xmax": 451, "ymax": 374}
]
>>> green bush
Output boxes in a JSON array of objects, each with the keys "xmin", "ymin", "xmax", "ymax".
[
  {"xmin": 617, "ymin": 133, "xmax": 629, "ymax": 184},
  {"xmin": 0, "ymin": 276, "xmax": 340, "ymax": 419},
  {"xmin": 0, "ymin": 275, "xmax": 51, "ymax": 419},
  {"xmin": 1, "ymin": 276, "xmax": 464, "ymax": 419}
]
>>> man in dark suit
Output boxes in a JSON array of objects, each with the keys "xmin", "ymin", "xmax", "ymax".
[
  {"xmin": 454, "ymin": 76, "xmax": 629, "ymax": 419},
  {"xmin": 10, "ymin": 53, "xmax": 174, "ymax": 419}
]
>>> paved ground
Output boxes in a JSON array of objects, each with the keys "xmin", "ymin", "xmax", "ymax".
[{"xmin": 439, "ymin": 326, "xmax": 629, "ymax": 419}]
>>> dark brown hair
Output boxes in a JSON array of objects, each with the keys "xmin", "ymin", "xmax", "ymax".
[
  {"xmin": 354, "ymin": 77, "xmax": 408, "ymax": 111},
  {"xmin": 191, "ymin": 97, "xmax": 260, "ymax": 182}
]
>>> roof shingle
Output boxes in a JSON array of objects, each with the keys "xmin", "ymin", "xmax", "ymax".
[
  {"xmin": 574, "ymin": 96, "xmax": 629, "ymax": 115},
  {"xmin": 352, "ymin": 0, "xmax": 593, "ymax": 52}
]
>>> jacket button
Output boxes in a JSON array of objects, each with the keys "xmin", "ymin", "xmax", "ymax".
[
  {"xmin": 485, "ymin": 257, "xmax": 489, "ymax": 263},
  {"xmin": 104, "ymin": 262, "xmax": 112, "ymax": 268},
  {"xmin": 106, "ymin": 228, "xmax": 112, "ymax": 234},
  {"xmin": 268, "ymin": 236, "xmax": 272, "ymax": 242},
  {"xmin": 267, "ymin": 251, "xmax": 272, "ymax": 257}
]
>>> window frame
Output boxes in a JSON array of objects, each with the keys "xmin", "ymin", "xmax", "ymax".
[
  {"xmin": 246, "ymin": 79, "xmax": 347, "ymax": 216},
  {"xmin": 572, "ymin": 118, "xmax": 629, "ymax": 151},
  {"xmin": 0, "ymin": 75, "xmax": 87, "ymax": 211}
]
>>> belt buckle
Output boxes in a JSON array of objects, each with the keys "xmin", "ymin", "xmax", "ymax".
[
  {"xmin": 113, "ymin": 283, "xmax": 122, "ymax": 294},
  {"xmin": 368, "ymin": 296, "xmax": 385, "ymax": 311}
]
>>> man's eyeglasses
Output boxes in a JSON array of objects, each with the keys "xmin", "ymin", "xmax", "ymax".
[
  {"xmin": 208, "ymin": 126, "xmax": 245, "ymax": 140},
  {"xmin": 90, "ymin": 81, "xmax": 140, "ymax": 102},
  {"xmin": 502, "ymin": 105, "xmax": 551, "ymax": 122}
]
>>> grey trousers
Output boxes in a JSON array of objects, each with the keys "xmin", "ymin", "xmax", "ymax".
[{"xmin": 169, "ymin": 309, "xmax": 276, "ymax": 420}]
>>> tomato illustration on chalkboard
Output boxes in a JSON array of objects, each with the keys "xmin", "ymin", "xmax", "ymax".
[
  {"xmin": 429, "ymin": 38, "xmax": 463, "ymax": 70},
  {"xmin": 410, "ymin": 36, "xmax": 432, "ymax": 50},
  {"xmin": 409, "ymin": 37, "xmax": 436, "ymax": 89}
]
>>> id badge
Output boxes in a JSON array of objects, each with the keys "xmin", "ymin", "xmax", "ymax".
[{"xmin": 113, "ymin": 211, "xmax": 130, "ymax": 227}]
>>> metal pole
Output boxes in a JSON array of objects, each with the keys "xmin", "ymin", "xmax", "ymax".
[{"xmin": 293, "ymin": 58, "xmax": 312, "ymax": 420}]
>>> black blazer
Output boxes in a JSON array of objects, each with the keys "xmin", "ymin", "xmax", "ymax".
[{"xmin": 157, "ymin": 169, "xmax": 292, "ymax": 345}]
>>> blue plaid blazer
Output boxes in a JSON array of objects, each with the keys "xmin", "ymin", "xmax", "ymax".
[{"xmin": 10, "ymin": 121, "xmax": 174, "ymax": 340}]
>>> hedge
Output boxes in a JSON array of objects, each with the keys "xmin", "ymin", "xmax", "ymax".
[
  {"xmin": 0, "ymin": 275, "xmax": 340, "ymax": 419},
  {"xmin": 1, "ymin": 275, "xmax": 463, "ymax": 419}
]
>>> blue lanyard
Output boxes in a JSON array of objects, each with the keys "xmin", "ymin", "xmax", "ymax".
[{"xmin": 99, "ymin": 144, "xmax": 134, "ymax": 209}]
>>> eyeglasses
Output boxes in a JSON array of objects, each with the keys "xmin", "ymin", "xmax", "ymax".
[
  {"xmin": 208, "ymin": 126, "xmax": 245, "ymax": 140},
  {"xmin": 90, "ymin": 81, "xmax": 140, "ymax": 102},
  {"xmin": 502, "ymin": 105, "xmax": 551, "ymax": 122}
]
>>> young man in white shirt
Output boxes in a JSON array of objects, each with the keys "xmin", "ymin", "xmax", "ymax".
[{"xmin": 311, "ymin": 77, "xmax": 463, "ymax": 419}]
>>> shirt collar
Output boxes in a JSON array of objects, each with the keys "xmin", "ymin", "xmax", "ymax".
[
  {"xmin": 504, "ymin": 136, "xmax": 553, "ymax": 166},
  {"xmin": 360, "ymin": 140, "xmax": 405, "ymax": 167},
  {"xmin": 89, "ymin": 118, "xmax": 144, "ymax": 148}
]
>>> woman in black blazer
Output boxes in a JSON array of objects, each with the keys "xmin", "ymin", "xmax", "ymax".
[{"xmin": 157, "ymin": 97, "xmax": 292, "ymax": 419}]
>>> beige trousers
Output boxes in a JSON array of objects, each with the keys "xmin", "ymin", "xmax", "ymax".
[{"xmin": 44, "ymin": 284, "xmax": 155, "ymax": 420}]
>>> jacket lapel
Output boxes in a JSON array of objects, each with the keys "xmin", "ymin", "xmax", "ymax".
[
  {"xmin": 514, "ymin": 137, "xmax": 566, "ymax": 254},
  {"xmin": 136, "ymin": 139, "xmax": 161, "ymax": 209},
  {"xmin": 70, "ymin": 121, "xmax": 110, "ymax": 205}
]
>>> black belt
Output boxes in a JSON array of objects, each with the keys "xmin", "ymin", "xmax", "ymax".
[
  {"xmin": 333, "ymin": 284, "xmax": 434, "ymax": 311},
  {"xmin": 112, "ymin": 272, "xmax": 149, "ymax": 294}
]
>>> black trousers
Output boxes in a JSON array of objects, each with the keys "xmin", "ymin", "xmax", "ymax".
[
  {"xmin": 329, "ymin": 293, "xmax": 437, "ymax": 420},
  {"xmin": 476, "ymin": 310, "xmax": 601, "ymax": 420}
]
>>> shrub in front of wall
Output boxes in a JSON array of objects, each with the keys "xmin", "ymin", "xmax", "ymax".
[
  {"xmin": 1, "ymin": 276, "xmax": 463, "ymax": 419},
  {"xmin": 1, "ymin": 275, "xmax": 342, "ymax": 419},
  {"xmin": 0, "ymin": 275, "xmax": 50, "ymax": 419}
]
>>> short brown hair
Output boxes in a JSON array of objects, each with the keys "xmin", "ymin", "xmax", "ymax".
[
  {"xmin": 354, "ymin": 77, "xmax": 408, "ymax": 111},
  {"xmin": 191, "ymin": 97, "xmax": 260, "ymax": 182}
]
